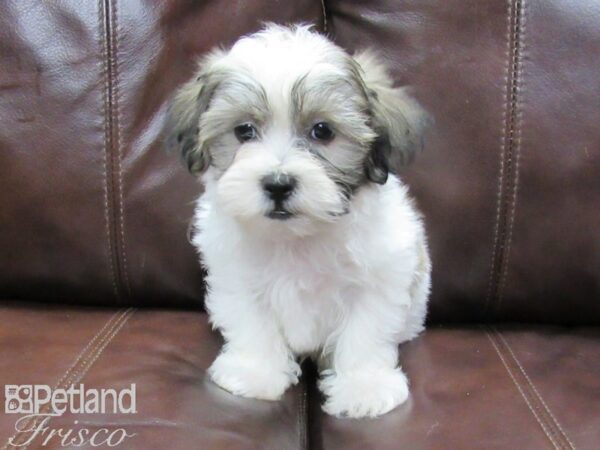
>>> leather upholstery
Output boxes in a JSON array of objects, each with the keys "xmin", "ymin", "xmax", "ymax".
[
  {"xmin": 1, "ymin": 305, "xmax": 597, "ymax": 449},
  {"xmin": 312, "ymin": 326, "xmax": 600, "ymax": 449},
  {"xmin": 2, "ymin": 0, "xmax": 599, "ymax": 324},
  {"xmin": 1, "ymin": 1, "xmax": 599, "ymax": 449},
  {"xmin": 328, "ymin": 0, "xmax": 600, "ymax": 324},
  {"xmin": 0, "ymin": 0, "xmax": 323, "ymax": 307},
  {"xmin": 0, "ymin": 304, "xmax": 307, "ymax": 449}
]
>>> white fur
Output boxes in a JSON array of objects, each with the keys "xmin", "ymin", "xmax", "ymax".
[
  {"xmin": 194, "ymin": 173, "xmax": 430, "ymax": 417},
  {"xmin": 186, "ymin": 25, "xmax": 431, "ymax": 418}
]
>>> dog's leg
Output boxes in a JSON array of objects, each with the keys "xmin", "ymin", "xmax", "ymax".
[
  {"xmin": 318, "ymin": 292, "xmax": 412, "ymax": 418},
  {"xmin": 206, "ymin": 290, "xmax": 300, "ymax": 401}
]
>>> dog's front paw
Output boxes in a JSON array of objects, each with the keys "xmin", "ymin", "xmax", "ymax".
[
  {"xmin": 208, "ymin": 351, "xmax": 300, "ymax": 401},
  {"xmin": 319, "ymin": 367, "xmax": 409, "ymax": 418}
]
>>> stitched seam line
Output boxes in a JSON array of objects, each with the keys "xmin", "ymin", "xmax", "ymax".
[
  {"xmin": 493, "ymin": 0, "xmax": 523, "ymax": 314},
  {"xmin": 485, "ymin": 329, "xmax": 561, "ymax": 449},
  {"xmin": 485, "ymin": 0, "xmax": 513, "ymax": 316},
  {"xmin": 111, "ymin": 0, "xmax": 131, "ymax": 297},
  {"xmin": 101, "ymin": 0, "xmax": 130, "ymax": 302},
  {"xmin": 2, "ymin": 309, "xmax": 133, "ymax": 448},
  {"xmin": 99, "ymin": 0, "xmax": 119, "ymax": 300},
  {"xmin": 7, "ymin": 309, "xmax": 133, "ymax": 448},
  {"xmin": 106, "ymin": 0, "xmax": 124, "ymax": 300},
  {"xmin": 497, "ymin": 332, "xmax": 576, "ymax": 450},
  {"xmin": 2, "ymin": 309, "xmax": 125, "ymax": 449},
  {"xmin": 485, "ymin": 328, "xmax": 571, "ymax": 450},
  {"xmin": 320, "ymin": 0, "xmax": 328, "ymax": 34},
  {"xmin": 19, "ymin": 309, "xmax": 136, "ymax": 450},
  {"xmin": 485, "ymin": 0, "xmax": 523, "ymax": 318},
  {"xmin": 497, "ymin": 0, "xmax": 526, "ymax": 311}
]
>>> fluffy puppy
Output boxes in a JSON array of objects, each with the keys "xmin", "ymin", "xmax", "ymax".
[{"xmin": 166, "ymin": 24, "xmax": 431, "ymax": 418}]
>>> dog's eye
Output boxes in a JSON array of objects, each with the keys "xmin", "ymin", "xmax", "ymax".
[
  {"xmin": 234, "ymin": 123, "xmax": 257, "ymax": 143},
  {"xmin": 310, "ymin": 122, "xmax": 334, "ymax": 142}
]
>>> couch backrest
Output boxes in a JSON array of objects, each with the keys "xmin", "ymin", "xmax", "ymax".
[
  {"xmin": 328, "ymin": 0, "xmax": 600, "ymax": 324},
  {"xmin": 0, "ymin": 0, "xmax": 324, "ymax": 308},
  {"xmin": 1, "ymin": 1, "xmax": 599, "ymax": 324}
]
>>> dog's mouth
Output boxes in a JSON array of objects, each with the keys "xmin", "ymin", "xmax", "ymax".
[{"xmin": 266, "ymin": 202, "xmax": 294, "ymax": 220}]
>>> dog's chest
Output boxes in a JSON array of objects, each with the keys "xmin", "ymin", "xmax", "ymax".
[{"xmin": 255, "ymin": 242, "xmax": 358, "ymax": 354}]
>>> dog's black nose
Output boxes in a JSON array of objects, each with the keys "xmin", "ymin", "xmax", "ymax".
[{"xmin": 262, "ymin": 173, "xmax": 297, "ymax": 202}]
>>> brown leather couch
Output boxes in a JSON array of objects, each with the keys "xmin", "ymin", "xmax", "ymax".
[{"xmin": 1, "ymin": 1, "xmax": 599, "ymax": 449}]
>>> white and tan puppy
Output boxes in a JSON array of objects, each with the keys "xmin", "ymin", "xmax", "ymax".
[{"xmin": 166, "ymin": 24, "xmax": 431, "ymax": 418}]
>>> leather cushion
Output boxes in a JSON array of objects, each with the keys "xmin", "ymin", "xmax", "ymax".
[
  {"xmin": 0, "ymin": 304, "xmax": 308, "ymax": 449},
  {"xmin": 312, "ymin": 326, "xmax": 600, "ymax": 449}
]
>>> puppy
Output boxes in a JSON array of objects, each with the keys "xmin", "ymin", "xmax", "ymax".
[{"xmin": 166, "ymin": 24, "xmax": 431, "ymax": 418}]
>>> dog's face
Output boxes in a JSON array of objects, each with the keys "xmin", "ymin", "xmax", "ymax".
[{"xmin": 167, "ymin": 24, "xmax": 428, "ymax": 235}]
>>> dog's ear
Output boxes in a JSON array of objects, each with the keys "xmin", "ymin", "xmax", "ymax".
[
  {"xmin": 165, "ymin": 50, "xmax": 226, "ymax": 175},
  {"xmin": 353, "ymin": 50, "xmax": 431, "ymax": 184}
]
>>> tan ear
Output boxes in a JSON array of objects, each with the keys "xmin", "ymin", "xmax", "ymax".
[
  {"xmin": 354, "ymin": 50, "xmax": 431, "ymax": 182},
  {"xmin": 165, "ymin": 50, "xmax": 226, "ymax": 174}
]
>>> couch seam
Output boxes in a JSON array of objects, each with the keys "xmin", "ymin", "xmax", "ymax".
[
  {"xmin": 99, "ymin": 0, "xmax": 119, "ymax": 300},
  {"xmin": 485, "ymin": 328, "xmax": 574, "ymax": 450},
  {"xmin": 497, "ymin": 332, "xmax": 576, "ymax": 450},
  {"xmin": 485, "ymin": 0, "xmax": 513, "ymax": 316},
  {"xmin": 111, "ymin": 0, "xmax": 132, "ymax": 297},
  {"xmin": 2, "ymin": 309, "xmax": 134, "ymax": 449},
  {"xmin": 298, "ymin": 380, "xmax": 308, "ymax": 450},
  {"xmin": 320, "ymin": 0, "xmax": 328, "ymax": 34},
  {"xmin": 485, "ymin": 329, "xmax": 560, "ymax": 449},
  {"xmin": 485, "ymin": 0, "xmax": 524, "ymax": 318},
  {"xmin": 100, "ymin": 0, "xmax": 131, "ymax": 303},
  {"xmin": 497, "ymin": 0, "xmax": 526, "ymax": 312},
  {"xmin": 21, "ymin": 309, "xmax": 135, "ymax": 450},
  {"xmin": 1, "ymin": 309, "xmax": 125, "ymax": 449}
]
